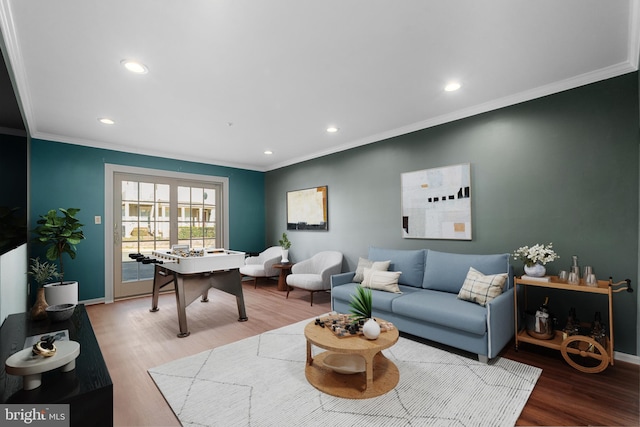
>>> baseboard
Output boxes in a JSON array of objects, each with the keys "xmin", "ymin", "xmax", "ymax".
[
  {"xmin": 615, "ymin": 351, "xmax": 640, "ymax": 365},
  {"xmin": 80, "ymin": 298, "xmax": 106, "ymax": 306}
]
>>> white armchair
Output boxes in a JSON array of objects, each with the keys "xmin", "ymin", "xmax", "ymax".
[
  {"xmin": 286, "ymin": 251, "xmax": 343, "ymax": 305},
  {"xmin": 240, "ymin": 246, "xmax": 282, "ymax": 288}
]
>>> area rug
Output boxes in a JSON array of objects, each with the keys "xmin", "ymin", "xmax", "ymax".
[{"xmin": 149, "ymin": 319, "xmax": 541, "ymax": 427}]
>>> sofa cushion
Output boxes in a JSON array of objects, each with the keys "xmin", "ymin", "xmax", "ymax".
[
  {"xmin": 368, "ymin": 247, "xmax": 426, "ymax": 287},
  {"xmin": 391, "ymin": 290, "xmax": 487, "ymax": 336},
  {"xmin": 332, "ymin": 283, "xmax": 415, "ymax": 312},
  {"xmin": 457, "ymin": 267, "xmax": 508, "ymax": 306},
  {"xmin": 422, "ymin": 250, "xmax": 510, "ymax": 293},
  {"xmin": 362, "ymin": 268, "xmax": 402, "ymax": 293},
  {"xmin": 353, "ymin": 257, "xmax": 391, "ymax": 283}
]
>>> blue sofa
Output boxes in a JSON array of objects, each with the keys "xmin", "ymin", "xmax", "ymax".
[{"xmin": 331, "ymin": 247, "xmax": 514, "ymax": 362}]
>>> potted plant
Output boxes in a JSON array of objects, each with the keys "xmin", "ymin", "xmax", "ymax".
[
  {"xmin": 349, "ymin": 285, "xmax": 380, "ymax": 339},
  {"xmin": 278, "ymin": 232, "xmax": 291, "ymax": 263},
  {"xmin": 27, "ymin": 257, "xmax": 60, "ymax": 320},
  {"xmin": 32, "ymin": 208, "xmax": 85, "ymax": 305},
  {"xmin": 512, "ymin": 242, "xmax": 559, "ymax": 277}
]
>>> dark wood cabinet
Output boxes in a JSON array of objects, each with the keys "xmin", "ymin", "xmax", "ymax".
[{"xmin": 1, "ymin": 304, "xmax": 113, "ymax": 426}]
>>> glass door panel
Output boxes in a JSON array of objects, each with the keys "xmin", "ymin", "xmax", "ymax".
[
  {"xmin": 177, "ymin": 185, "xmax": 219, "ymax": 249},
  {"xmin": 116, "ymin": 178, "xmax": 171, "ymax": 299},
  {"xmin": 114, "ymin": 173, "xmax": 222, "ymax": 299}
]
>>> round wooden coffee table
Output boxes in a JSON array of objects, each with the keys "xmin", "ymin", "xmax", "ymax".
[{"xmin": 304, "ymin": 317, "xmax": 399, "ymax": 399}]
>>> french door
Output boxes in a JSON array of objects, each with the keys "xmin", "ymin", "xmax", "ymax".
[{"xmin": 113, "ymin": 172, "xmax": 222, "ymax": 299}]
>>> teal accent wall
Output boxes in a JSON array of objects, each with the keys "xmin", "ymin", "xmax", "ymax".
[
  {"xmin": 266, "ymin": 72, "xmax": 640, "ymax": 355},
  {"xmin": 29, "ymin": 140, "xmax": 265, "ymax": 301}
]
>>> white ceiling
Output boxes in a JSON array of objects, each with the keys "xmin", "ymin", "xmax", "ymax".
[{"xmin": 1, "ymin": 0, "xmax": 638, "ymax": 171}]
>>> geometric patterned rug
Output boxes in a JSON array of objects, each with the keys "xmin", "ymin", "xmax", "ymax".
[{"xmin": 149, "ymin": 318, "xmax": 541, "ymax": 427}]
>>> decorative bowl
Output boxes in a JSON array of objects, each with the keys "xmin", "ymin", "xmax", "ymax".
[
  {"xmin": 322, "ymin": 353, "xmax": 365, "ymax": 374},
  {"xmin": 46, "ymin": 303, "xmax": 76, "ymax": 322}
]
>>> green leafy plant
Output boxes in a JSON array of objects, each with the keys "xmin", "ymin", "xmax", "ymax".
[
  {"xmin": 278, "ymin": 232, "xmax": 291, "ymax": 249},
  {"xmin": 32, "ymin": 208, "xmax": 85, "ymax": 284},
  {"xmin": 349, "ymin": 285, "xmax": 373, "ymax": 320},
  {"xmin": 28, "ymin": 257, "xmax": 60, "ymax": 288}
]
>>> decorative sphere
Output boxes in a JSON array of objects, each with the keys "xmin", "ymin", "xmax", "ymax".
[{"xmin": 362, "ymin": 318, "xmax": 381, "ymax": 339}]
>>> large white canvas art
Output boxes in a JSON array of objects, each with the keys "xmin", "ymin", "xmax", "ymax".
[{"xmin": 401, "ymin": 164, "xmax": 471, "ymax": 240}]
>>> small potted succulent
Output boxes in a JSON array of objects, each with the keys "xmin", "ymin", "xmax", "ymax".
[
  {"xmin": 278, "ymin": 232, "xmax": 292, "ymax": 263},
  {"xmin": 27, "ymin": 257, "xmax": 60, "ymax": 320}
]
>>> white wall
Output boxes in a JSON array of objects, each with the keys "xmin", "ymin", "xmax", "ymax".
[{"xmin": 0, "ymin": 243, "xmax": 27, "ymax": 323}]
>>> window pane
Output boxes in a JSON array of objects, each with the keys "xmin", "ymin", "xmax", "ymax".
[
  {"xmin": 191, "ymin": 187, "xmax": 204, "ymax": 204},
  {"xmin": 139, "ymin": 182, "xmax": 155, "ymax": 202},
  {"xmin": 178, "ymin": 186, "xmax": 190, "ymax": 204},
  {"xmin": 122, "ymin": 181, "xmax": 138, "ymax": 201}
]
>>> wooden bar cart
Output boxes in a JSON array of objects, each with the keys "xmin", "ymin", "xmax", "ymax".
[{"xmin": 514, "ymin": 275, "xmax": 633, "ymax": 373}]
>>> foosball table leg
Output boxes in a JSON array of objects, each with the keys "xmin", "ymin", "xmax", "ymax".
[
  {"xmin": 236, "ymin": 295, "xmax": 248, "ymax": 322},
  {"xmin": 150, "ymin": 265, "xmax": 176, "ymax": 312},
  {"xmin": 174, "ymin": 276, "xmax": 191, "ymax": 338}
]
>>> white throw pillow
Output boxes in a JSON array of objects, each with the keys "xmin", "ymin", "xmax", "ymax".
[
  {"xmin": 353, "ymin": 258, "xmax": 391, "ymax": 283},
  {"xmin": 457, "ymin": 267, "xmax": 508, "ymax": 306},
  {"xmin": 361, "ymin": 268, "xmax": 402, "ymax": 293}
]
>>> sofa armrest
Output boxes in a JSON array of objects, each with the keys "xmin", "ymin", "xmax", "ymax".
[
  {"xmin": 331, "ymin": 272, "xmax": 355, "ymax": 288},
  {"xmin": 486, "ymin": 289, "xmax": 515, "ymax": 359}
]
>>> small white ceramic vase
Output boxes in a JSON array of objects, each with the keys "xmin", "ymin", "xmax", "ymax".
[
  {"xmin": 524, "ymin": 263, "xmax": 546, "ymax": 277},
  {"xmin": 281, "ymin": 249, "xmax": 289, "ymax": 263},
  {"xmin": 362, "ymin": 318, "xmax": 381, "ymax": 340}
]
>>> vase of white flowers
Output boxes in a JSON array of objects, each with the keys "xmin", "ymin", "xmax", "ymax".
[{"xmin": 512, "ymin": 243, "xmax": 559, "ymax": 277}]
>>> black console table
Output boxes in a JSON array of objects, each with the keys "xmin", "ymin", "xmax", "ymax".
[{"xmin": 1, "ymin": 304, "xmax": 113, "ymax": 426}]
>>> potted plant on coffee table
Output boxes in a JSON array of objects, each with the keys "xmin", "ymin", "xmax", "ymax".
[
  {"xmin": 32, "ymin": 208, "xmax": 85, "ymax": 306},
  {"xmin": 349, "ymin": 285, "xmax": 380, "ymax": 339}
]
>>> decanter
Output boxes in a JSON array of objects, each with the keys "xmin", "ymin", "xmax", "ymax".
[{"xmin": 590, "ymin": 311, "xmax": 607, "ymax": 349}]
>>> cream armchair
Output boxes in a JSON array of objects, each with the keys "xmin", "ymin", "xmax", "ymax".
[
  {"xmin": 286, "ymin": 251, "xmax": 343, "ymax": 305},
  {"xmin": 240, "ymin": 246, "xmax": 282, "ymax": 288}
]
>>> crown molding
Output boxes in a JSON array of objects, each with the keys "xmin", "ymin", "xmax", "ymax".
[{"xmin": 266, "ymin": 61, "xmax": 637, "ymax": 171}]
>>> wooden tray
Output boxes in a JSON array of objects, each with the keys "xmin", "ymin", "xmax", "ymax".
[{"xmin": 316, "ymin": 313, "xmax": 395, "ymax": 338}]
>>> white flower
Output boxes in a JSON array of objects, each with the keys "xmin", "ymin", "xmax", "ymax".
[{"xmin": 512, "ymin": 243, "xmax": 559, "ymax": 267}]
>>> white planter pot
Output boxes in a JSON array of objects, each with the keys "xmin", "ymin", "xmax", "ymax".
[
  {"xmin": 44, "ymin": 281, "xmax": 78, "ymax": 306},
  {"xmin": 524, "ymin": 263, "xmax": 546, "ymax": 277},
  {"xmin": 281, "ymin": 248, "xmax": 290, "ymax": 263}
]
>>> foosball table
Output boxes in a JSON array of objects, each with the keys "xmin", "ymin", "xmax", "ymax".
[{"xmin": 133, "ymin": 246, "xmax": 248, "ymax": 337}]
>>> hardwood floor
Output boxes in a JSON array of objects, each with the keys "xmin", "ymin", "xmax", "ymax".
[{"xmin": 86, "ymin": 280, "xmax": 639, "ymax": 427}]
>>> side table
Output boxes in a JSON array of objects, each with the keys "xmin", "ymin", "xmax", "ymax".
[
  {"xmin": 274, "ymin": 263, "xmax": 294, "ymax": 291},
  {"xmin": 1, "ymin": 304, "xmax": 113, "ymax": 426}
]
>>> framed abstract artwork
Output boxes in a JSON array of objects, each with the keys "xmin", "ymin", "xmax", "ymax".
[
  {"xmin": 286, "ymin": 186, "xmax": 328, "ymax": 230},
  {"xmin": 401, "ymin": 164, "xmax": 471, "ymax": 240}
]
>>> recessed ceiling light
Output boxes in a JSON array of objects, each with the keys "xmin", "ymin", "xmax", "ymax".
[
  {"xmin": 121, "ymin": 59, "xmax": 148, "ymax": 74},
  {"xmin": 444, "ymin": 82, "xmax": 461, "ymax": 92},
  {"xmin": 98, "ymin": 117, "xmax": 115, "ymax": 125},
  {"xmin": 264, "ymin": 150, "xmax": 273, "ymax": 155},
  {"xmin": 326, "ymin": 126, "xmax": 339, "ymax": 133}
]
